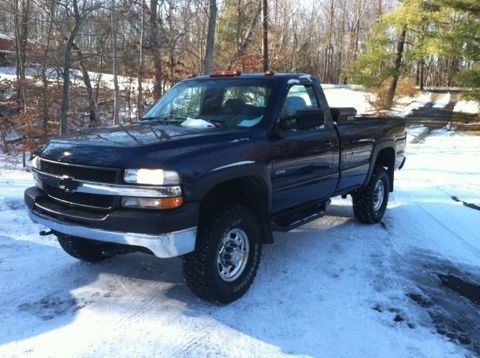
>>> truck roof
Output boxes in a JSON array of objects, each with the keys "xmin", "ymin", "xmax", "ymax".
[{"xmin": 182, "ymin": 72, "xmax": 316, "ymax": 82}]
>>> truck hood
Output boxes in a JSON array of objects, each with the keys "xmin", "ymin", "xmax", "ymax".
[{"xmin": 40, "ymin": 123, "xmax": 252, "ymax": 168}]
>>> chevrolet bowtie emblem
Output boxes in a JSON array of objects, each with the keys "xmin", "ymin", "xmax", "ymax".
[{"xmin": 58, "ymin": 175, "xmax": 78, "ymax": 193}]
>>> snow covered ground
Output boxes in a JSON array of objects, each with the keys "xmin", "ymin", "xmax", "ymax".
[
  {"xmin": 454, "ymin": 100, "xmax": 480, "ymax": 115},
  {"xmin": 0, "ymin": 127, "xmax": 479, "ymax": 357},
  {"xmin": 323, "ymin": 85, "xmax": 375, "ymax": 115},
  {"xmin": 390, "ymin": 92, "xmax": 432, "ymax": 117},
  {"xmin": 0, "ymin": 66, "xmax": 152, "ymax": 93},
  {"xmin": 432, "ymin": 93, "xmax": 451, "ymax": 109}
]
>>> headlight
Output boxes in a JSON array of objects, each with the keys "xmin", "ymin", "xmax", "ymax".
[
  {"xmin": 31, "ymin": 156, "xmax": 41, "ymax": 170},
  {"xmin": 123, "ymin": 169, "xmax": 180, "ymax": 185},
  {"xmin": 121, "ymin": 196, "xmax": 183, "ymax": 209}
]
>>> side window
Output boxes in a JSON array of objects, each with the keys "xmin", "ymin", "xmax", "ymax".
[
  {"xmin": 223, "ymin": 86, "xmax": 269, "ymax": 107},
  {"xmin": 279, "ymin": 84, "xmax": 324, "ymax": 131},
  {"xmin": 281, "ymin": 85, "xmax": 319, "ymax": 117}
]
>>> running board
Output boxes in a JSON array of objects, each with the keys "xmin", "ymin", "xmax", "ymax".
[{"xmin": 271, "ymin": 200, "xmax": 330, "ymax": 232}]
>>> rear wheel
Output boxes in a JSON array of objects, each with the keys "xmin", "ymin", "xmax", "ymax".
[
  {"xmin": 182, "ymin": 205, "xmax": 262, "ymax": 304},
  {"xmin": 352, "ymin": 166, "xmax": 390, "ymax": 224},
  {"xmin": 57, "ymin": 235, "xmax": 115, "ymax": 263}
]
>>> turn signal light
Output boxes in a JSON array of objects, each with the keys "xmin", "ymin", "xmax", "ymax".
[{"xmin": 121, "ymin": 196, "xmax": 183, "ymax": 209}]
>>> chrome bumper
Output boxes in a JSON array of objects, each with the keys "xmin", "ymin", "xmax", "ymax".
[{"xmin": 28, "ymin": 210, "xmax": 197, "ymax": 258}]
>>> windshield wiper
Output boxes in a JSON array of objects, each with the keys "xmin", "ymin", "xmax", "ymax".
[
  {"xmin": 142, "ymin": 115, "xmax": 226, "ymax": 128},
  {"xmin": 208, "ymin": 119, "xmax": 225, "ymax": 126},
  {"xmin": 141, "ymin": 115, "xmax": 169, "ymax": 121},
  {"xmin": 141, "ymin": 115, "xmax": 186, "ymax": 123}
]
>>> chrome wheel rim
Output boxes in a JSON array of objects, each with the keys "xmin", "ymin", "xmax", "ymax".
[
  {"xmin": 217, "ymin": 228, "xmax": 250, "ymax": 282},
  {"xmin": 373, "ymin": 179, "xmax": 385, "ymax": 211}
]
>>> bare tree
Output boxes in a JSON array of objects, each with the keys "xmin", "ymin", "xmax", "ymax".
[
  {"xmin": 13, "ymin": 0, "xmax": 31, "ymax": 113},
  {"xmin": 60, "ymin": 0, "xmax": 82, "ymax": 135},
  {"xmin": 137, "ymin": 3, "xmax": 145, "ymax": 118},
  {"xmin": 40, "ymin": 0, "xmax": 55, "ymax": 138},
  {"xmin": 262, "ymin": 0, "xmax": 268, "ymax": 71},
  {"xmin": 227, "ymin": 1, "xmax": 262, "ymax": 69},
  {"xmin": 59, "ymin": 0, "xmax": 102, "ymax": 134},
  {"xmin": 111, "ymin": 0, "xmax": 120, "ymax": 125},
  {"xmin": 149, "ymin": 0, "xmax": 162, "ymax": 99},
  {"xmin": 72, "ymin": 41, "xmax": 97, "ymax": 127},
  {"xmin": 202, "ymin": 0, "xmax": 217, "ymax": 74}
]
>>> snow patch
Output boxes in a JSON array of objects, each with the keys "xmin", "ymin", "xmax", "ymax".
[
  {"xmin": 390, "ymin": 92, "xmax": 432, "ymax": 117},
  {"xmin": 0, "ymin": 66, "xmax": 153, "ymax": 93},
  {"xmin": 181, "ymin": 117, "xmax": 215, "ymax": 128},
  {"xmin": 453, "ymin": 100, "xmax": 480, "ymax": 115},
  {"xmin": 433, "ymin": 93, "xmax": 451, "ymax": 109},
  {"xmin": 323, "ymin": 85, "xmax": 374, "ymax": 115}
]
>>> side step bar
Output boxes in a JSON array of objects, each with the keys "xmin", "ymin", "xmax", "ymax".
[{"xmin": 271, "ymin": 200, "xmax": 330, "ymax": 232}]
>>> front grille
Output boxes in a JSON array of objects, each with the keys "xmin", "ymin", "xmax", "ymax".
[
  {"xmin": 45, "ymin": 185, "xmax": 115, "ymax": 210},
  {"xmin": 40, "ymin": 159, "xmax": 118, "ymax": 184}
]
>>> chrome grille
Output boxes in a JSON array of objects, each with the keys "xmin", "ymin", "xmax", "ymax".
[
  {"xmin": 39, "ymin": 159, "xmax": 119, "ymax": 184},
  {"xmin": 44, "ymin": 185, "xmax": 115, "ymax": 210}
]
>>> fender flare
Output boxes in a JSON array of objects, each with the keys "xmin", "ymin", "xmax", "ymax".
[
  {"xmin": 189, "ymin": 162, "xmax": 273, "ymax": 213},
  {"xmin": 363, "ymin": 140, "xmax": 396, "ymax": 188}
]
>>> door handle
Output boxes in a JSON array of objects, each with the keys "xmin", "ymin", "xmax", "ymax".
[{"xmin": 323, "ymin": 140, "xmax": 335, "ymax": 148}]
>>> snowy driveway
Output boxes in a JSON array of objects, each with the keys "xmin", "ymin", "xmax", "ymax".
[{"xmin": 0, "ymin": 128, "xmax": 479, "ymax": 357}]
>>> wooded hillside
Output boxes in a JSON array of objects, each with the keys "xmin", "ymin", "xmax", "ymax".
[{"xmin": 0, "ymin": 0, "xmax": 478, "ymax": 151}]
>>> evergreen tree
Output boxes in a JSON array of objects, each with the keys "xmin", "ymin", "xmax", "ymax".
[
  {"xmin": 437, "ymin": 0, "xmax": 480, "ymax": 100},
  {"xmin": 346, "ymin": 0, "xmax": 442, "ymax": 108}
]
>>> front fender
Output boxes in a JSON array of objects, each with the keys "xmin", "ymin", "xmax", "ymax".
[{"xmin": 183, "ymin": 162, "xmax": 271, "ymax": 211}]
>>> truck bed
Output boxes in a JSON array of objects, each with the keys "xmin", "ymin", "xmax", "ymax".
[{"xmin": 334, "ymin": 116, "xmax": 406, "ymax": 194}]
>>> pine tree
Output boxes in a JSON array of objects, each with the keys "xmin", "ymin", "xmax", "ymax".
[
  {"xmin": 346, "ymin": 0, "xmax": 442, "ymax": 108},
  {"xmin": 437, "ymin": 0, "xmax": 480, "ymax": 100}
]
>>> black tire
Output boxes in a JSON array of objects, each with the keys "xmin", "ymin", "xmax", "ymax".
[
  {"xmin": 57, "ymin": 234, "xmax": 115, "ymax": 263},
  {"xmin": 182, "ymin": 205, "xmax": 262, "ymax": 304},
  {"xmin": 352, "ymin": 166, "xmax": 390, "ymax": 224}
]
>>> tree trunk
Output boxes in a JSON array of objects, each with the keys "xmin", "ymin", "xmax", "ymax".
[
  {"xmin": 228, "ymin": 2, "xmax": 262, "ymax": 69},
  {"xmin": 262, "ymin": 0, "xmax": 269, "ymax": 72},
  {"xmin": 386, "ymin": 28, "xmax": 407, "ymax": 109},
  {"xmin": 137, "ymin": 7, "xmax": 145, "ymax": 119},
  {"xmin": 111, "ymin": 0, "xmax": 120, "ymax": 125},
  {"xmin": 60, "ymin": 0, "xmax": 81, "ymax": 135},
  {"xmin": 323, "ymin": 0, "xmax": 335, "ymax": 82},
  {"xmin": 13, "ymin": 0, "xmax": 30, "ymax": 114},
  {"xmin": 71, "ymin": 42, "xmax": 97, "ymax": 127},
  {"xmin": 41, "ymin": 0, "xmax": 55, "ymax": 139},
  {"xmin": 419, "ymin": 59, "xmax": 424, "ymax": 91},
  {"xmin": 150, "ymin": 0, "xmax": 163, "ymax": 99},
  {"xmin": 202, "ymin": 0, "xmax": 217, "ymax": 75},
  {"xmin": 377, "ymin": 0, "xmax": 383, "ymax": 17}
]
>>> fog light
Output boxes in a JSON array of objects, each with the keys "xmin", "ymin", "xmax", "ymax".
[{"xmin": 121, "ymin": 196, "xmax": 183, "ymax": 209}]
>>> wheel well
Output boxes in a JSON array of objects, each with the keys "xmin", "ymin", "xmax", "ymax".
[
  {"xmin": 200, "ymin": 176, "xmax": 273, "ymax": 243},
  {"xmin": 375, "ymin": 147, "xmax": 395, "ymax": 191}
]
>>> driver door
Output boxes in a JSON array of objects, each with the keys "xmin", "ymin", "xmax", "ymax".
[{"xmin": 270, "ymin": 84, "xmax": 337, "ymax": 213}]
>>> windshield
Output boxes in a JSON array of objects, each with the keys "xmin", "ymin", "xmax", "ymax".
[{"xmin": 142, "ymin": 79, "xmax": 272, "ymax": 128}]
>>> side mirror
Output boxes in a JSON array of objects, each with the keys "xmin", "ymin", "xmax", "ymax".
[{"xmin": 277, "ymin": 109, "xmax": 325, "ymax": 131}]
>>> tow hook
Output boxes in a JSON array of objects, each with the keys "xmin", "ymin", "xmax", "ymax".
[{"xmin": 39, "ymin": 229, "xmax": 53, "ymax": 236}]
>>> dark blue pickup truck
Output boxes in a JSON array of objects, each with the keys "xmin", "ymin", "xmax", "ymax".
[{"xmin": 25, "ymin": 72, "xmax": 406, "ymax": 303}]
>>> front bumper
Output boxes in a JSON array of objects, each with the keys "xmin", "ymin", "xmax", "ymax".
[{"xmin": 25, "ymin": 187, "xmax": 198, "ymax": 258}]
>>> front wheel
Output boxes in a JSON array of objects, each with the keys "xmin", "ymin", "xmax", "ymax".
[
  {"xmin": 182, "ymin": 205, "xmax": 262, "ymax": 304},
  {"xmin": 352, "ymin": 166, "xmax": 390, "ymax": 224}
]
